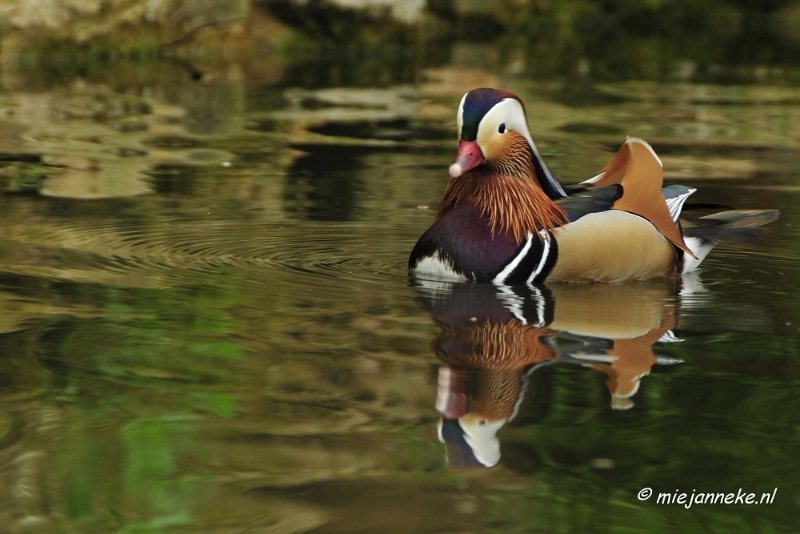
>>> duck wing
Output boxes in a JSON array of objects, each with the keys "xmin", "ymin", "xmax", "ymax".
[
  {"xmin": 576, "ymin": 138, "xmax": 695, "ymax": 257},
  {"xmin": 556, "ymin": 184, "xmax": 622, "ymax": 222}
]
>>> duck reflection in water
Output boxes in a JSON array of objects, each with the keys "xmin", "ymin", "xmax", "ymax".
[{"xmin": 416, "ymin": 280, "xmax": 685, "ymax": 468}]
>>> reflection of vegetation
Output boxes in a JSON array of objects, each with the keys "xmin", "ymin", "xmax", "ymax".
[
  {"xmin": 514, "ymin": 359, "xmax": 800, "ymax": 532},
  {"xmin": 118, "ymin": 417, "xmax": 197, "ymax": 533},
  {"xmin": 1, "ymin": 39, "xmax": 187, "ymax": 90},
  {"xmin": 8, "ymin": 282, "xmax": 250, "ymax": 531},
  {"xmin": 0, "ymin": 161, "xmax": 59, "ymax": 193},
  {"xmin": 284, "ymin": 144, "xmax": 365, "ymax": 221},
  {"xmin": 265, "ymin": 0, "xmax": 420, "ymax": 87}
]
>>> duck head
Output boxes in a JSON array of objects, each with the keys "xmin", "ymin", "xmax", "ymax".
[
  {"xmin": 438, "ymin": 88, "xmax": 568, "ymax": 242},
  {"xmin": 449, "ymin": 88, "xmax": 566, "ymax": 200}
]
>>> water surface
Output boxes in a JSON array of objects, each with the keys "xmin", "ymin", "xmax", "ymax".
[{"xmin": 0, "ymin": 52, "xmax": 799, "ymax": 533}]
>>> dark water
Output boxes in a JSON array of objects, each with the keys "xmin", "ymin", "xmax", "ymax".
[{"xmin": 0, "ymin": 50, "xmax": 800, "ymax": 533}]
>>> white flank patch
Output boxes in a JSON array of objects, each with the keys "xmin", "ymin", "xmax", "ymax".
[
  {"xmin": 681, "ymin": 236, "xmax": 716, "ymax": 274},
  {"xmin": 413, "ymin": 252, "xmax": 468, "ymax": 281}
]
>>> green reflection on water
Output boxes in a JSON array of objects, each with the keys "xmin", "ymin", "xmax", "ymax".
[{"xmin": 119, "ymin": 417, "xmax": 197, "ymax": 533}]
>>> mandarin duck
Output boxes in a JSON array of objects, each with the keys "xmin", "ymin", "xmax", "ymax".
[{"xmin": 409, "ymin": 88, "xmax": 779, "ymax": 283}]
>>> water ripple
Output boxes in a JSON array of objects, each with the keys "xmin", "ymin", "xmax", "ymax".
[{"xmin": 0, "ymin": 219, "xmax": 412, "ymax": 290}]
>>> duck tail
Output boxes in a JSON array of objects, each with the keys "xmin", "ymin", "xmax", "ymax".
[
  {"xmin": 680, "ymin": 209, "xmax": 780, "ymax": 273},
  {"xmin": 683, "ymin": 209, "xmax": 780, "ymax": 245}
]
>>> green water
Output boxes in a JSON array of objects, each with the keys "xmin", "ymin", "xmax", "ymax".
[{"xmin": 1, "ymin": 34, "xmax": 800, "ymax": 534}]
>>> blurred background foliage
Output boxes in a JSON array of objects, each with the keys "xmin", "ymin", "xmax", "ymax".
[{"xmin": 2, "ymin": 0, "xmax": 800, "ymax": 88}]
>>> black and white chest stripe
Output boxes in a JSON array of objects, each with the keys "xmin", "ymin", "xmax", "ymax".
[{"xmin": 492, "ymin": 230, "xmax": 558, "ymax": 285}]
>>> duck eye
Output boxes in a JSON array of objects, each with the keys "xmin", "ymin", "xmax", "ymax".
[{"xmin": 498, "ymin": 123, "xmax": 506, "ymax": 134}]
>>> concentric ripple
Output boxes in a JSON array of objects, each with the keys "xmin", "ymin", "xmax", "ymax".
[{"xmin": 0, "ymin": 218, "xmax": 414, "ymax": 290}]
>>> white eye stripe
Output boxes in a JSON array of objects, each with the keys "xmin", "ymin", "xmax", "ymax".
[
  {"xmin": 456, "ymin": 92, "xmax": 468, "ymax": 139},
  {"xmin": 476, "ymin": 97, "xmax": 566, "ymax": 198},
  {"xmin": 477, "ymin": 99, "xmax": 532, "ymax": 145}
]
